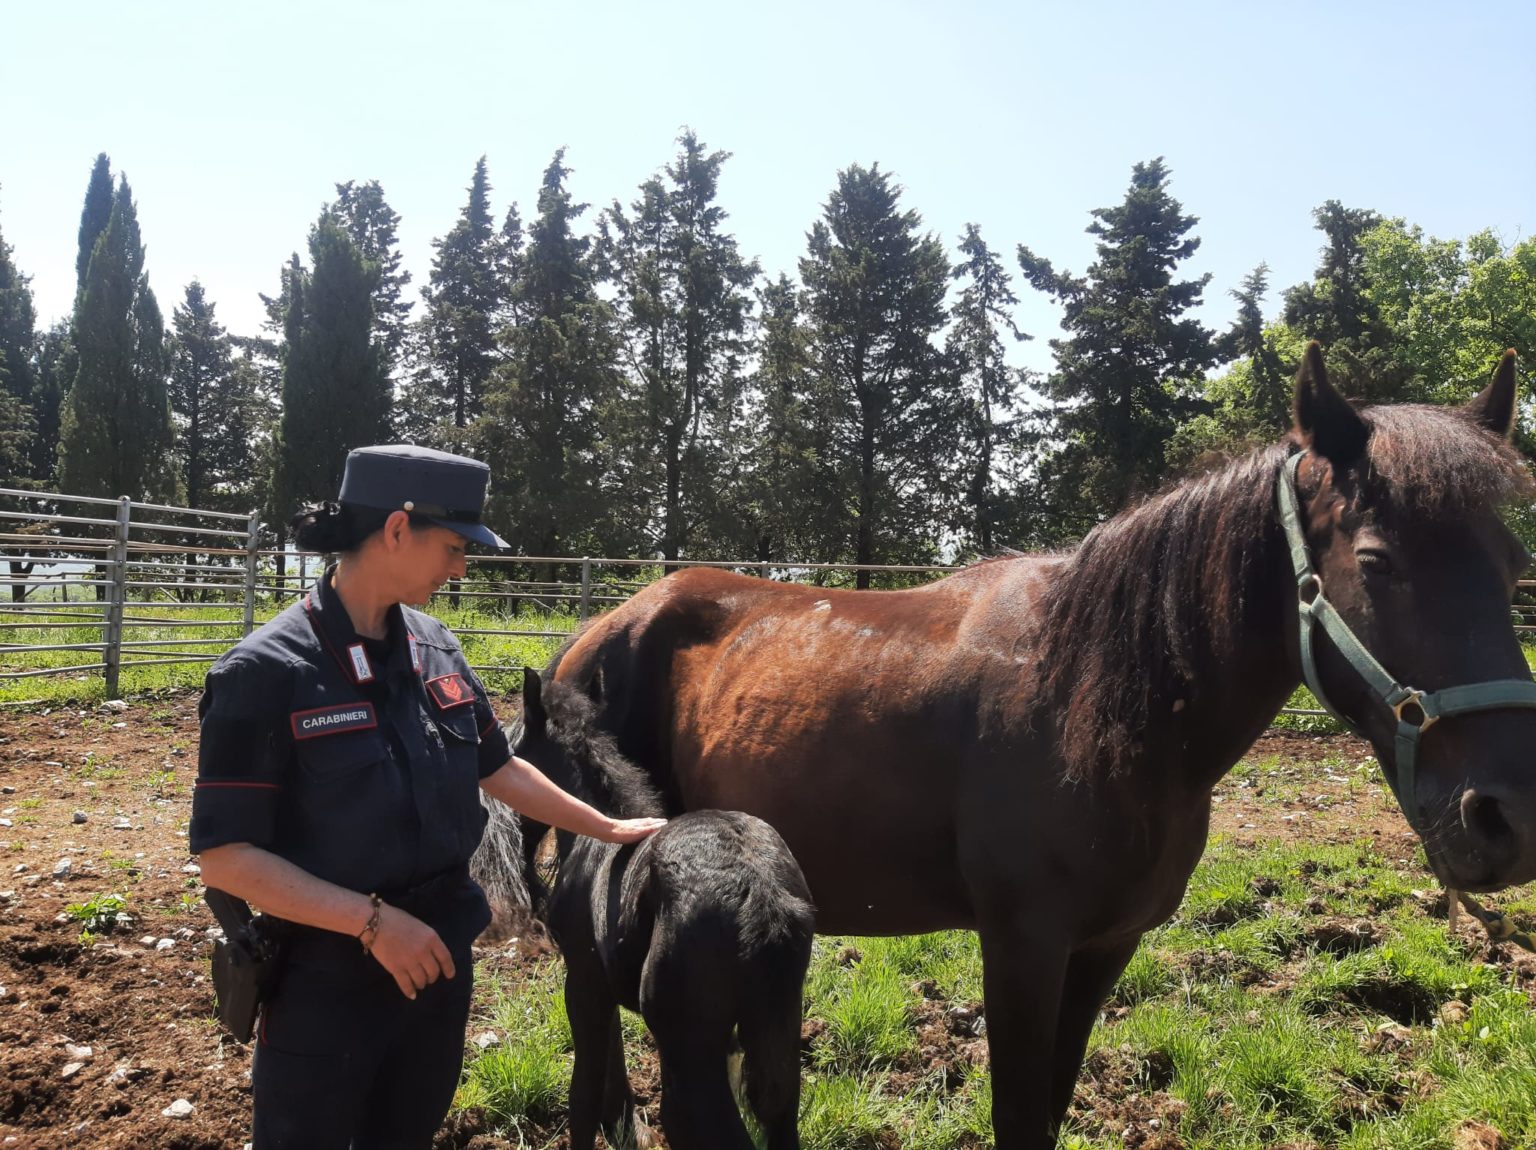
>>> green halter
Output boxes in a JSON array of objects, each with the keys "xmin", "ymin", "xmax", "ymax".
[{"xmin": 1276, "ymin": 451, "xmax": 1536, "ymax": 828}]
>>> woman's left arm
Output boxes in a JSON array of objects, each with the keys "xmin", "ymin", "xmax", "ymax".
[{"xmin": 480, "ymin": 756, "xmax": 665, "ymax": 843}]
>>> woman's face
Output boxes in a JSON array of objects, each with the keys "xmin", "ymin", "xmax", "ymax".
[{"xmin": 391, "ymin": 521, "xmax": 469, "ymax": 606}]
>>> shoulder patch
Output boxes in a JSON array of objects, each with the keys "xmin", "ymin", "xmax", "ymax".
[
  {"xmin": 291, "ymin": 702, "xmax": 379, "ymax": 740},
  {"xmin": 426, "ymin": 672, "xmax": 474, "ymax": 709}
]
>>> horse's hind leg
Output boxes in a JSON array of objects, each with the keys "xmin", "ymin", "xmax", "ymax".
[{"xmin": 564, "ymin": 970, "xmax": 634, "ymax": 1150}]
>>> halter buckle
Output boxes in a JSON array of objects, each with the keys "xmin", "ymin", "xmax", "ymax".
[
  {"xmin": 1298, "ymin": 573, "xmax": 1323, "ymax": 605},
  {"xmin": 1392, "ymin": 690, "xmax": 1438, "ymax": 732}
]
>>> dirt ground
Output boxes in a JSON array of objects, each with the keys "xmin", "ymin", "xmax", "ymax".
[{"xmin": 0, "ymin": 694, "xmax": 1440, "ymax": 1149}]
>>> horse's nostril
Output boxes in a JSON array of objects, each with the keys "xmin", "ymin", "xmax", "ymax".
[{"xmin": 1462, "ymin": 790, "xmax": 1514, "ymax": 848}]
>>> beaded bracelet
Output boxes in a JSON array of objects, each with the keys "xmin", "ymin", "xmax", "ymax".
[{"xmin": 357, "ymin": 893, "xmax": 382, "ymax": 954}]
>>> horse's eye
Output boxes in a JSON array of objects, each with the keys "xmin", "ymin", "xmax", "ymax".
[{"xmin": 1357, "ymin": 550, "xmax": 1395, "ymax": 578}]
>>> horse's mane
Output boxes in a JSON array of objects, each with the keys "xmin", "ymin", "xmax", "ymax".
[
  {"xmin": 524, "ymin": 678, "xmax": 668, "ymax": 819},
  {"xmin": 1037, "ymin": 405, "xmax": 1533, "ymax": 781}
]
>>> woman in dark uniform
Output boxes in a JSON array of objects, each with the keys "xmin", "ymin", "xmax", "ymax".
[{"xmin": 190, "ymin": 445, "xmax": 665, "ymax": 1149}]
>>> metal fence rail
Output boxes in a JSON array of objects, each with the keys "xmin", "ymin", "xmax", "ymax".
[{"xmin": 5, "ymin": 487, "xmax": 1536, "ymax": 723}]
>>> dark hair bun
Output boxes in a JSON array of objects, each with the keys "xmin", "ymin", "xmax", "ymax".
[
  {"xmin": 290, "ymin": 502, "xmax": 352, "ymax": 553},
  {"xmin": 290, "ymin": 502, "xmax": 425, "ymax": 554}
]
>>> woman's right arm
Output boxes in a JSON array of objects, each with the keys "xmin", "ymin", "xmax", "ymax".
[{"xmin": 200, "ymin": 842, "xmax": 456, "ymax": 999}]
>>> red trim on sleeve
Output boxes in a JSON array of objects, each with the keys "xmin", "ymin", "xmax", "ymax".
[{"xmin": 195, "ymin": 781, "xmax": 280, "ymax": 790}]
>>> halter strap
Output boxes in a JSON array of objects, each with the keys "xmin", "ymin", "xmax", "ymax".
[{"xmin": 1276, "ymin": 452, "xmax": 1536, "ymax": 829}]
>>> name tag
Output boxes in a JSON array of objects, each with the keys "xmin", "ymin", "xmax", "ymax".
[
  {"xmin": 347, "ymin": 643, "xmax": 375, "ymax": 683},
  {"xmin": 426, "ymin": 673, "xmax": 473, "ymax": 709},
  {"xmin": 290, "ymin": 702, "xmax": 379, "ymax": 740}
]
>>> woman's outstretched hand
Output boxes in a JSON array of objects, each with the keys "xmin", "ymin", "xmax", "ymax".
[{"xmin": 601, "ymin": 817, "xmax": 668, "ymax": 844}]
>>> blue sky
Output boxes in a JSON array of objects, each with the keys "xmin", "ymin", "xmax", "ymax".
[{"xmin": 2, "ymin": 0, "xmax": 1532, "ymax": 375}]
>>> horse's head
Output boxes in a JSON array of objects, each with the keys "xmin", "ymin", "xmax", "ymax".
[{"xmin": 1287, "ymin": 343, "xmax": 1536, "ymax": 890}]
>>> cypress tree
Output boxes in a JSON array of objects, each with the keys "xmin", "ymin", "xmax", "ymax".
[
  {"xmin": 603, "ymin": 131, "xmax": 758, "ymax": 561},
  {"xmin": 0, "ymin": 206, "xmax": 38, "ymax": 485},
  {"xmin": 404, "ymin": 157, "xmax": 502, "ymax": 448},
  {"xmin": 800, "ymin": 164, "xmax": 956, "ymax": 587},
  {"xmin": 169, "ymin": 281, "xmax": 260, "ymax": 510},
  {"xmin": 331, "ymin": 180, "xmax": 411, "ymax": 392},
  {"xmin": 480, "ymin": 151, "xmax": 625, "ymax": 555},
  {"xmin": 75, "ymin": 154, "xmax": 114, "ymax": 297},
  {"xmin": 58, "ymin": 176, "xmax": 175, "ymax": 500},
  {"xmin": 1018, "ymin": 157, "xmax": 1215, "ymax": 540},
  {"xmin": 271, "ymin": 213, "xmax": 389, "ymax": 516}
]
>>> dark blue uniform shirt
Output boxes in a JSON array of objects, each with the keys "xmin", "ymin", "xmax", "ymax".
[{"xmin": 190, "ymin": 567, "xmax": 512, "ymax": 952}]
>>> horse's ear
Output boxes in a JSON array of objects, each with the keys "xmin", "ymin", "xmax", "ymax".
[
  {"xmin": 1464, "ymin": 349, "xmax": 1519, "ymax": 439},
  {"xmin": 1293, "ymin": 341, "xmax": 1368, "ymax": 464},
  {"xmin": 521, "ymin": 668, "xmax": 546, "ymax": 736}
]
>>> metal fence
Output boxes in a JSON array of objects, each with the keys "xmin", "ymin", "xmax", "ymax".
[
  {"xmin": 4, "ymin": 486, "xmax": 1535, "ymax": 712},
  {"xmin": 0, "ymin": 487, "xmax": 957, "ymax": 697}
]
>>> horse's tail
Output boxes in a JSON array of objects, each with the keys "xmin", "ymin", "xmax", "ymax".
[
  {"xmin": 470, "ymin": 793, "xmax": 533, "ymax": 931},
  {"xmin": 469, "ymin": 629, "xmax": 591, "ymax": 929}
]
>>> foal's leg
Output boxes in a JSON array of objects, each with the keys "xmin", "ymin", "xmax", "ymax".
[
  {"xmin": 1048, "ymin": 940, "xmax": 1140, "ymax": 1126},
  {"xmin": 977, "ymin": 913, "xmax": 1072, "ymax": 1150},
  {"xmin": 654, "ymin": 1044, "xmax": 757, "ymax": 1150},
  {"xmin": 564, "ymin": 969, "xmax": 632, "ymax": 1150}
]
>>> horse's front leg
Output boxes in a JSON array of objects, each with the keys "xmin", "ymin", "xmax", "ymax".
[
  {"xmin": 1049, "ymin": 940, "xmax": 1141, "ymax": 1126},
  {"xmin": 977, "ymin": 913, "xmax": 1072, "ymax": 1149},
  {"xmin": 563, "ymin": 967, "xmax": 633, "ymax": 1150}
]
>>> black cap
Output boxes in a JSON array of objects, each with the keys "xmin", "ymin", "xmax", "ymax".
[{"xmin": 338, "ymin": 445, "xmax": 509, "ymax": 549}]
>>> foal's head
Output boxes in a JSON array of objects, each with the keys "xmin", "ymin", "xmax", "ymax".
[
  {"xmin": 1289, "ymin": 344, "xmax": 1536, "ymax": 890},
  {"xmin": 513, "ymin": 667, "xmax": 666, "ymax": 821}
]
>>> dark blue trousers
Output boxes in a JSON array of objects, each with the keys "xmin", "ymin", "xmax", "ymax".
[{"xmin": 252, "ymin": 941, "xmax": 474, "ymax": 1149}]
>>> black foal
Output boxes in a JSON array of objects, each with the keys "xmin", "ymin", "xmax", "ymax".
[{"xmin": 510, "ymin": 669, "xmax": 814, "ymax": 1150}]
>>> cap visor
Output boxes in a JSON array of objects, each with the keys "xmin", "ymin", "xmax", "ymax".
[{"xmin": 428, "ymin": 517, "xmax": 510, "ymax": 550}]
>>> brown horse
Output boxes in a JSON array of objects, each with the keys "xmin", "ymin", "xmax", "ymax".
[{"xmin": 489, "ymin": 346, "xmax": 1536, "ymax": 1147}]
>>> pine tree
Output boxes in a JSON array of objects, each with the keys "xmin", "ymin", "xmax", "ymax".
[
  {"xmin": 1281, "ymin": 201, "xmax": 1402, "ymax": 401},
  {"xmin": 75, "ymin": 154, "xmax": 114, "ymax": 297},
  {"xmin": 58, "ymin": 176, "xmax": 175, "ymax": 500},
  {"xmin": 603, "ymin": 131, "xmax": 759, "ymax": 561},
  {"xmin": 169, "ymin": 281, "xmax": 261, "ymax": 510},
  {"xmin": 479, "ymin": 151, "xmax": 626, "ymax": 555},
  {"xmin": 403, "ymin": 158, "xmax": 503, "ymax": 448},
  {"xmin": 946, "ymin": 224, "xmax": 1031, "ymax": 554},
  {"xmin": 1018, "ymin": 157, "xmax": 1215, "ymax": 539},
  {"xmin": 0, "ymin": 206, "xmax": 38, "ymax": 485},
  {"xmin": 800, "ymin": 164, "xmax": 956, "ymax": 587},
  {"xmin": 331, "ymin": 180, "xmax": 411, "ymax": 391},
  {"xmin": 271, "ymin": 212, "xmax": 390, "ymax": 516}
]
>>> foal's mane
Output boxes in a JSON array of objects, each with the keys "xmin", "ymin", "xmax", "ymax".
[
  {"xmin": 526, "ymin": 680, "xmax": 667, "ymax": 819},
  {"xmin": 1037, "ymin": 404, "xmax": 1533, "ymax": 781}
]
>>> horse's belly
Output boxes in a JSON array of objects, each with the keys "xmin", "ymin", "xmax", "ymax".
[{"xmin": 676, "ymin": 746, "xmax": 976, "ymax": 936}]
